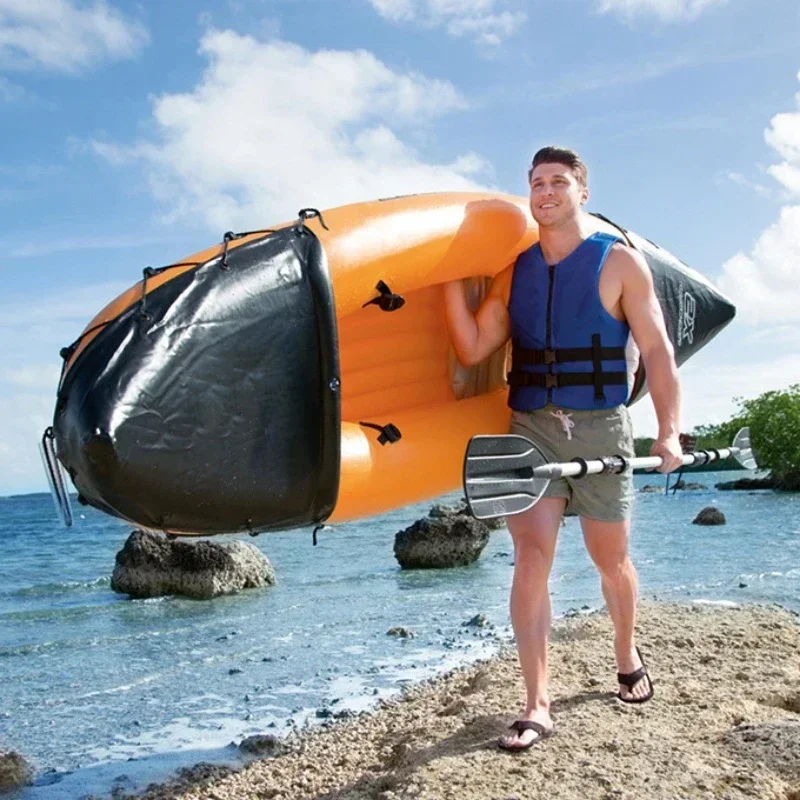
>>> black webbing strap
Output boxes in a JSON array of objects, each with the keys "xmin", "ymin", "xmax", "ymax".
[
  {"xmin": 592, "ymin": 334, "xmax": 604, "ymax": 401},
  {"xmin": 294, "ymin": 208, "xmax": 329, "ymax": 234},
  {"xmin": 362, "ymin": 280, "xmax": 405, "ymax": 312},
  {"xmin": 359, "ymin": 421, "xmax": 402, "ymax": 445},
  {"xmin": 512, "ymin": 345, "xmax": 626, "ymax": 368},
  {"xmin": 506, "ymin": 371, "xmax": 627, "ymax": 389}
]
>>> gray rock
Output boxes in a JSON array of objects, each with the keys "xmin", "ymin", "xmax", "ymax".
[
  {"xmin": 239, "ymin": 733, "xmax": 288, "ymax": 756},
  {"xmin": 429, "ymin": 500, "xmax": 505, "ymax": 530},
  {"xmin": 394, "ymin": 508, "xmax": 490, "ymax": 569},
  {"xmin": 111, "ymin": 530, "xmax": 276, "ymax": 599},
  {"xmin": 716, "ymin": 475, "xmax": 779, "ymax": 490},
  {"xmin": 692, "ymin": 506, "xmax": 726, "ymax": 525},
  {"xmin": 387, "ymin": 626, "xmax": 414, "ymax": 638},
  {"xmin": 640, "ymin": 485, "xmax": 662, "ymax": 493},
  {"xmin": 724, "ymin": 720, "xmax": 800, "ymax": 781},
  {"xmin": 0, "ymin": 751, "xmax": 33, "ymax": 792}
]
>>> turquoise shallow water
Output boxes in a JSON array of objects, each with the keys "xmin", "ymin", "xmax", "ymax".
[{"xmin": 0, "ymin": 474, "xmax": 798, "ymax": 798}]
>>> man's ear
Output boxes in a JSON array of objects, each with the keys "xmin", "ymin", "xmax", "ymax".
[{"xmin": 580, "ymin": 186, "xmax": 590, "ymax": 205}]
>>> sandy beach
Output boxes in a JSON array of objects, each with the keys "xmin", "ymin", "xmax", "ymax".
[{"xmin": 117, "ymin": 601, "xmax": 800, "ymax": 800}]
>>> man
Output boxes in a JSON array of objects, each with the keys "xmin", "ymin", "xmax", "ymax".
[{"xmin": 444, "ymin": 146, "xmax": 682, "ymax": 751}]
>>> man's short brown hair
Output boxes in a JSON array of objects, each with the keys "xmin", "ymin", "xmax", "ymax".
[{"xmin": 528, "ymin": 146, "xmax": 587, "ymax": 187}]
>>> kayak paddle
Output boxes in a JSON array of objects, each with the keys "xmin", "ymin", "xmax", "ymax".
[{"xmin": 463, "ymin": 427, "xmax": 757, "ymax": 520}]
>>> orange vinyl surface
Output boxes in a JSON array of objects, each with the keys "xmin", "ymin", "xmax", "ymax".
[{"xmin": 65, "ymin": 192, "xmax": 547, "ymax": 522}]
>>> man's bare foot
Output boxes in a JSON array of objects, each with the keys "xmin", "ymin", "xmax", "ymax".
[{"xmin": 498, "ymin": 710, "xmax": 554, "ymax": 750}]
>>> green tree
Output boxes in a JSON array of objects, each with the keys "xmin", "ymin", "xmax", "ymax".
[{"xmin": 692, "ymin": 384, "xmax": 800, "ymax": 489}]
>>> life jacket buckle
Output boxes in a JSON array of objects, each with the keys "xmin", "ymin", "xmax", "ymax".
[
  {"xmin": 545, "ymin": 374, "xmax": 558, "ymax": 389},
  {"xmin": 544, "ymin": 349, "xmax": 556, "ymax": 365}
]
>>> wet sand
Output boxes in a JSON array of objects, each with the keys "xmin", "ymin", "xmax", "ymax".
[{"xmin": 129, "ymin": 602, "xmax": 800, "ymax": 800}]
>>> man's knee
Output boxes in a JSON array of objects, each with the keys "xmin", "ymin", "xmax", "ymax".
[{"xmin": 512, "ymin": 536, "xmax": 556, "ymax": 577}]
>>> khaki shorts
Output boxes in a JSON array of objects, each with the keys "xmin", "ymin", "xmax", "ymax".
[{"xmin": 509, "ymin": 404, "xmax": 635, "ymax": 523}]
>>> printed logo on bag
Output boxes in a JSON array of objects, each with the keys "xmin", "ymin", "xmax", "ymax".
[{"xmin": 678, "ymin": 292, "xmax": 696, "ymax": 346}]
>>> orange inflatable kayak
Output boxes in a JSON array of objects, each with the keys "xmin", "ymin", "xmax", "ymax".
[{"xmin": 47, "ymin": 192, "xmax": 734, "ymax": 535}]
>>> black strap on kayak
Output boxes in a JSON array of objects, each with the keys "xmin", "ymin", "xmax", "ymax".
[
  {"xmin": 362, "ymin": 280, "xmax": 405, "ymax": 312},
  {"xmin": 220, "ymin": 228, "xmax": 278, "ymax": 270},
  {"xmin": 359, "ymin": 421, "xmax": 402, "ymax": 445},
  {"xmin": 312, "ymin": 524, "xmax": 328, "ymax": 546},
  {"xmin": 58, "ymin": 228, "xmax": 281, "ymax": 380},
  {"xmin": 589, "ymin": 212, "xmax": 634, "ymax": 248},
  {"xmin": 294, "ymin": 208, "xmax": 329, "ymax": 235}
]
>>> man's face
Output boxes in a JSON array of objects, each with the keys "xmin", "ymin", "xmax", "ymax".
[{"xmin": 528, "ymin": 162, "xmax": 589, "ymax": 228}]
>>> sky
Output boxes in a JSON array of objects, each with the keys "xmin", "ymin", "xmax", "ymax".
[{"xmin": 0, "ymin": 0, "xmax": 798, "ymax": 495}]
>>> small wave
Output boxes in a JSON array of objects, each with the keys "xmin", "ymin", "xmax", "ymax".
[{"xmin": 3, "ymin": 577, "xmax": 111, "ymax": 599}]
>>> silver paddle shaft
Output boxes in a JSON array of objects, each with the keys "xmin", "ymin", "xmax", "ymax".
[{"xmin": 532, "ymin": 444, "xmax": 743, "ymax": 480}]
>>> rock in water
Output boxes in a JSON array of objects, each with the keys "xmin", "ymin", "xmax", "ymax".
[
  {"xmin": 111, "ymin": 530, "xmax": 276, "ymax": 599},
  {"xmin": 394, "ymin": 508, "xmax": 490, "ymax": 569},
  {"xmin": 0, "ymin": 751, "xmax": 33, "ymax": 792},
  {"xmin": 429, "ymin": 500, "xmax": 506, "ymax": 530},
  {"xmin": 238, "ymin": 734, "xmax": 287, "ymax": 757},
  {"xmin": 692, "ymin": 506, "xmax": 726, "ymax": 525}
]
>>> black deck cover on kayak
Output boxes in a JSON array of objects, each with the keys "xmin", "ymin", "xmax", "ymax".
[
  {"xmin": 54, "ymin": 225, "xmax": 341, "ymax": 535},
  {"xmin": 589, "ymin": 215, "xmax": 736, "ymax": 405}
]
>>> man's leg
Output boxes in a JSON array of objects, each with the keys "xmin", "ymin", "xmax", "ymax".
[
  {"xmin": 500, "ymin": 497, "xmax": 566, "ymax": 748},
  {"xmin": 580, "ymin": 517, "xmax": 652, "ymax": 701}
]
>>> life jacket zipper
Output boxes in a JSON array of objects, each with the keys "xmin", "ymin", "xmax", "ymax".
[{"xmin": 546, "ymin": 263, "xmax": 555, "ymax": 403}]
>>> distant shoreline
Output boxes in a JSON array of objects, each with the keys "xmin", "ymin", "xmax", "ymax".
[{"xmin": 127, "ymin": 601, "xmax": 800, "ymax": 800}]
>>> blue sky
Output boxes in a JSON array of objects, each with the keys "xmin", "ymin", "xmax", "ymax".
[{"xmin": 1, "ymin": 0, "xmax": 798, "ymax": 495}]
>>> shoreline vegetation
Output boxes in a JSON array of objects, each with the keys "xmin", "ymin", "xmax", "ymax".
[
  {"xmin": 637, "ymin": 384, "xmax": 800, "ymax": 487},
  {"xmin": 115, "ymin": 602, "xmax": 800, "ymax": 800}
]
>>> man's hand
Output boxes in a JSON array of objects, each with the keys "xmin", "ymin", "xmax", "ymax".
[{"xmin": 650, "ymin": 434, "xmax": 683, "ymax": 473}]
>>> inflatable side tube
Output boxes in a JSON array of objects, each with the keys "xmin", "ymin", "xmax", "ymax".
[{"xmin": 54, "ymin": 225, "xmax": 341, "ymax": 534}]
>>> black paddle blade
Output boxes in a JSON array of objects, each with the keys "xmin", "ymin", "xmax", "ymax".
[{"xmin": 463, "ymin": 434, "xmax": 551, "ymax": 520}]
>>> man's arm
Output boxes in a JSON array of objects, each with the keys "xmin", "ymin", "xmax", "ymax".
[
  {"xmin": 615, "ymin": 247, "xmax": 683, "ymax": 473},
  {"xmin": 443, "ymin": 268, "xmax": 512, "ymax": 367}
]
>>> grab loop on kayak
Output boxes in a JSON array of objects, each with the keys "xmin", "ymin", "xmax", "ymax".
[
  {"xmin": 295, "ymin": 208, "xmax": 329, "ymax": 233},
  {"xmin": 220, "ymin": 228, "xmax": 278, "ymax": 270},
  {"xmin": 359, "ymin": 421, "xmax": 402, "ymax": 445},
  {"xmin": 312, "ymin": 524, "xmax": 332, "ymax": 546},
  {"xmin": 362, "ymin": 280, "xmax": 405, "ymax": 312},
  {"xmin": 137, "ymin": 260, "xmax": 202, "ymax": 321}
]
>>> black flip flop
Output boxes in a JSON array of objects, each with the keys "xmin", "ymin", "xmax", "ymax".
[
  {"xmin": 617, "ymin": 646, "xmax": 654, "ymax": 704},
  {"xmin": 498, "ymin": 720, "xmax": 555, "ymax": 752}
]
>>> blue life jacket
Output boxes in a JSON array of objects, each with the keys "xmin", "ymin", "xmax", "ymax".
[{"xmin": 507, "ymin": 231, "xmax": 631, "ymax": 411}]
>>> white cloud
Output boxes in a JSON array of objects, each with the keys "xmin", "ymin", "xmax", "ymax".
[
  {"xmin": 10, "ymin": 233, "xmax": 170, "ymax": 258},
  {"xmin": 367, "ymin": 0, "xmax": 525, "ymax": 45},
  {"xmin": 3, "ymin": 364, "xmax": 61, "ymax": 388},
  {"xmin": 0, "ymin": 389, "xmax": 56, "ymax": 494},
  {"xmin": 717, "ymin": 170, "xmax": 772, "ymax": 199},
  {"xmin": 629, "ymin": 350, "xmax": 800, "ymax": 436},
  {"xmin": 0, "ymin": 280, "xmax": 129, "ymax": 328},
  {"xmin": 0, "ymin": 0, "xmax": 148, "ymax": 73},
  {"xmin": 718, "ymin": 70, "xmax": 800, "ymax": 324},
  {"xmin": 91, "ymin": 30, "xmax": 492, "ymax": 231},
  {"xmin": 717, "ymin": 207, "xmax": 800, "ymax": 325},
  {"xmin": 596, "ymin": 0, "xmax": 727, "ymax": 23},
  {"xmin": 0, "ymin": 281, "xmax": 134, "ymax": 494}
]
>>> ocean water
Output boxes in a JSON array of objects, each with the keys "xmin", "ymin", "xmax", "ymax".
[{"xmin": 1, "ymin": 473, "xmax": 798, "ymax": 798}]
